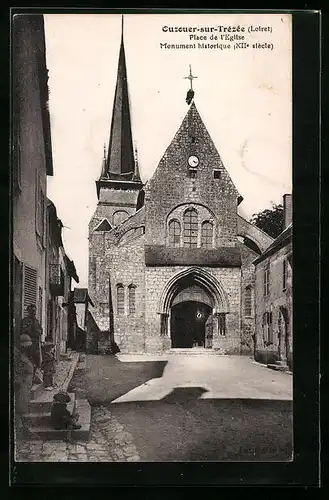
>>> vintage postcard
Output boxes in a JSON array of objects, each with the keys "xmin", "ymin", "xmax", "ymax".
[{"xmin": 12, "ymin": 11, "xmax": 297, "ymax": 475}]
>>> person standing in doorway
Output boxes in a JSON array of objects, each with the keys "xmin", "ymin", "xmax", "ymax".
[{"xmin": 20, "ymin": 304, "xmax": 43, "ymax": 384}]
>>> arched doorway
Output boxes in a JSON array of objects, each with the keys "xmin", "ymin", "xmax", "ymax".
[
  {"xmin": 278, "ymin": 307, "xmax": 290, "ymax": 363},
  {"xmin": 171, "ymin": 301, "xmax": 212, "ymax": 348},
  {"xmin": 158, "ymin": 267, "xmax": 230, "ymax": 349}
]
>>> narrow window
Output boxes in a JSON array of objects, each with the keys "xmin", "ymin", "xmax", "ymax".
[
  {"xmin": 213, "ymin": 170, "xmax": 221, "ymax": 179},
  {"xmin": 268, "ymin": 312, "xmax": 273, "ymax": 344},
  {"xmin": 128, "ymin": 285, "xmax": 136, "ymax": 315},
  {"xmin": 113, "ymin": 210, "xmax": 129, "ymax": 227},
  {"xmin": 244, "ymin": 285, "xmax": 252, "ymax": 317},
  {"xmin": 189, "ymin": 168, "xmax": 197, "ymax": 179},
  {"xmin": 183, "ymin": 208, "xmax": 198, "ymax": 248},
  {"xmin": 201, "ymin": 221, "xmax": 213, "ymax": 248},
  {"xmin": 263, "ymin": 263, "xmax": 270, "ymax": 297},
  {"xmin": 219, "ymin": 313, "xmax": 226, "ymax": 336},
  {"xmin": 168, "ymin": 220, "xmax": 181, "ymax": 247},
  {"xmin": 262, "ymin": 312, "xmax": 268, "ymax": 343},
  {"xmin": 116, "ymin": 284, "xmax": 124, "ymax": 315},
  {"xmin": 262, "ymin": 312, "xmax": 273, "ymax": 345},
  {"xmin": 283, "ymin": 259, "xmax": 287, "ymax": 290}
]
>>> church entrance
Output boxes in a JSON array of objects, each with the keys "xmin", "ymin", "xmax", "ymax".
[{"xmin": 170, "ymin": 301, "xmax": 212, "ymax": 348}]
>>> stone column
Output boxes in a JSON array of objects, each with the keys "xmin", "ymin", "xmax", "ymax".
[{"xmin": 160, "ymin": 313, "xmax": 169, "ymax": 337}]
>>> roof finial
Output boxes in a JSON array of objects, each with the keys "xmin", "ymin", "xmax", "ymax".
[
  {"xmin": 121, "ymin": 15, "xmax": 124, "ymax": 43},
  {"xmin": 184, "ymin": 64, "xmax": 197, "ymax": 105}
]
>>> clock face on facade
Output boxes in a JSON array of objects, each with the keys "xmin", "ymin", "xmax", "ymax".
[{"xmin": 188, "ymin": 155, "xmax": 199, "ymax": 167}]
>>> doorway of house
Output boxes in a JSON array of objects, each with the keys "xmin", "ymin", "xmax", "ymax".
[
  {"xmin": 279, "ymin": 307, "xmax": 290, "ymax": 364},
  {"xmin": 170, "ymin": 301, "xmax": 212, "ymax": 348}
]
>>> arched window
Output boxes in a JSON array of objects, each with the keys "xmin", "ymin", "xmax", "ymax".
[
  {"xmin": 183, "ymin": 208, "xmax": 198, "ymax": 248},
  {"xmin": 168, "ymin": 219, "xmax": 181, "ymax": 247},
  {"xmin": 201, "ymin": 221, "xmax": 213, "ymax": 248},
  {"xmin": 116, "ymin": 284, "xmax": 124, "ymax": 315},
  {"xmin": 128, "ymin": 284, "xmax": 136, "ymax": 315},
  {"xmin": 244, "ymin": 285, "xmax": 252, "ymax": 317}
]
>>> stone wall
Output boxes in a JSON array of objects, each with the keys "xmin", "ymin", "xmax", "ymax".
[
  {"xmin": 254, "ymin": 241, "xmax": 293, "ymax": 360},
  {"xmin": 239, "ymin": 242, "xmax": 259, "ymax": 355}
]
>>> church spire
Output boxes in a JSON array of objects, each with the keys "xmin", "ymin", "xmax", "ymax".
[
  {"xmin": 105, "ymin": 15, "xmax": 135, "ymax": 179},
  {"xmin": 133, "ymin": 145, "xmax": 141, "ymax": 181}
]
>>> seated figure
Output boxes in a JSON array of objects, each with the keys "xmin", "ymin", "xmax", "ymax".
[{"xmin": 50, "ymin": 391, "xmax": 81, "ymax": 441}]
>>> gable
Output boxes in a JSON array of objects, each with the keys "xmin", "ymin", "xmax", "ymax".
[
  {"xmin": 147, "ymin": 101, "xmax": 240, "ymax": 200},
  {"xmin": 95, "ymin": 218, "xmax": 112, "ymax": 232}
]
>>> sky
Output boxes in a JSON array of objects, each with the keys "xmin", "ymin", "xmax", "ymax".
[{"xmin": 44, "ymin": 13, "xmax": 292, "ymax": 287}]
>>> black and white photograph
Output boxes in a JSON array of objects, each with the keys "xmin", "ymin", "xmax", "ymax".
[{"xmin": 12, "ymin": 12, "xmax": 294, "ymax": 466}]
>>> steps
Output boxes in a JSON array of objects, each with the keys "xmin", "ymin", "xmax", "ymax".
[
  {"xmin": 267, "ymin": 360, "xmax": 289, "ymax": 372},
  {"xmin": 169, "ymin": 348, "xmax": 222, "ymax": 355},
  {"xmin": 27, "ymin": 392, "xmax": 91, "ymax": 441}
]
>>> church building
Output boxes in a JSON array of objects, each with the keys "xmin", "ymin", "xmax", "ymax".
[{"xmin": 88, "ymin": 22, "xmax": 273, "ymax": 355}]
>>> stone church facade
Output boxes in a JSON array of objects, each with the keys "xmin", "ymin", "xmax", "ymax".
[{"xmin": 88, "ymin": 27, "xmax": 273, "ymax": 354}]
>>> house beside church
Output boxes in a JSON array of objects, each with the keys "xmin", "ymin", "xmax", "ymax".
[
  {"xmin": 253, "ymin": 195, "xmax": 293, "ymax": 370},
  {"xmin": 12, "ymin": 14, "xmax": 53, "ymax": 345},
  {"xmin": 88, "ymin": 22, "xmax": 274, "ymax": 355}
]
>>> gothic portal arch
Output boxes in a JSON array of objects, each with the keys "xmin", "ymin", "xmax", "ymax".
[
  {"xmin": 158, "ymin": 267, "xmax": 230, "ymax": 315},
  {"xmin": 158, "ymin": 267, "xmax": 230, "ymax": 346}
]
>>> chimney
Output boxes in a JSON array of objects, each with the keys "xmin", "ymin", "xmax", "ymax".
[{"xmin": 283, "ymin": 194, "xmax": 292, "ymax": 228}]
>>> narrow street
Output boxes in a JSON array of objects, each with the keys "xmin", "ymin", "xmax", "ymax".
[{"xmin": 16, "ymin": 353, "xmax": 293, "ymax": 462}]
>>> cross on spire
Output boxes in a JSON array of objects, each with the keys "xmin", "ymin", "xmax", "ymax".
[{"xmin": 184, "ymin": 64, "xmax": 198, "ymax": 91}]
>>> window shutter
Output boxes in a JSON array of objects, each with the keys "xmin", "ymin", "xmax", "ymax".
[{"xmin": 23, "ymin": 264, "xmax": 37, "ymax": 313}]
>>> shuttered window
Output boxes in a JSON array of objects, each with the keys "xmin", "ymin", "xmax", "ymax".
[{"xmin": 23, "ymin": 264, "xmax": 37, "ymax": 313}]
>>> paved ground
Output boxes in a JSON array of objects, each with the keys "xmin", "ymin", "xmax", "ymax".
[
  {"xmin": 16, "ymin": 354, "xmax": 293, "ymax": 462},
  {"xmin": 112, "ymin": 354, "xmax": 292, "ymax": 402},
  {"xmin": 107, "ymin": 354, "xmax": 293, "ymax": 461},
  {"xmin": 15, "ymin": 406, "xmax": 140, "ymax": 462}
]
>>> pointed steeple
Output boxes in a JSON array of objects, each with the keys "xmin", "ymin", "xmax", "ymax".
[
  {"xmin": 105, "ymin": 15, "xmax": 135, "ymax": 179},
  {"xmin": 133, "ymin": 145, "xmax": 141, "ymax": 181}
]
